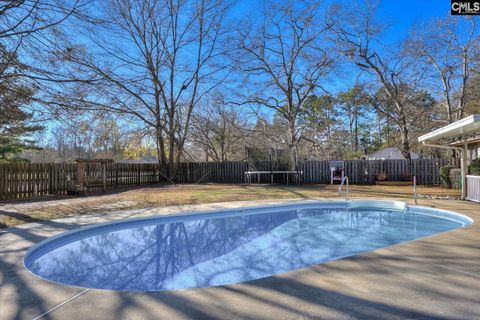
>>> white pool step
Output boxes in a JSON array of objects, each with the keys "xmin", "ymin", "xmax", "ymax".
[{"xmin": 348, "ymin": 200, "xmax": 407, "ymax": 212}]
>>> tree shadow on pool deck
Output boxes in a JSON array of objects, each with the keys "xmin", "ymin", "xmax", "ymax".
[
  {"xmin": 133, "ymin": 244, "xmax": 480, "ymax": 319},
  {"xmin": 3, "ymin": 247, "xmax": 480, "ymax": 319},
  {"xmin": 1, "ymin": 221, "xmax": 82, "ymax": 246},
  {"xmin": 0, "ymin": 209, "xmax": 43, "ymax": 225},
  {"xmin": 0, "ymin": 256, "xmax": 55, "ymax": 320},
  {"xmin": 102, "ymin": 278, "xmax": 454, "ymax": 320},
  {"xmin": 73, "ymin": 251, "xmax": 480, "ymax": 320},
  {"xmin": 0, "ymin": 216, "xmax": 91, "ymax": 320}
]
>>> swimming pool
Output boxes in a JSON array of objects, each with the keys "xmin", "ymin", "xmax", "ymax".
[{"xmin": 24, "ymin": 200, "xmax": 472, "ymax": 291}]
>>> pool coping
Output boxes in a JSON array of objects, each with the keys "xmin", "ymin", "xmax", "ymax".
[{"xmin": 1, "ymin": 197, "xmax": 480, "ymax": 319}]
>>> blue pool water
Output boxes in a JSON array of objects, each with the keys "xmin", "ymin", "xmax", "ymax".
[{"xmin": 24, "ymin": 201, "xmax": 472, "ymax": 291}]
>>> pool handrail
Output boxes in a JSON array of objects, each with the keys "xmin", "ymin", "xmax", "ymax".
[
  {"xmin": 413, "ymin": 175, "xmax": 417, "ymax": 204},
  {"xmin": 339, "ymin": 176, "xmax": 349, "ymax": 201}
]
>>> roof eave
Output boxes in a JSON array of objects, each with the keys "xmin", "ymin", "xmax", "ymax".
[{"xmin": 418, "ymin": 114, "xmax": 480, "ymax": 143}]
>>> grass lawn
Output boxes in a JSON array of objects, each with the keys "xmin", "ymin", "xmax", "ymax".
[{"xmin": 0, "ymin": 183, "xmax": 460, "ymax": 229}]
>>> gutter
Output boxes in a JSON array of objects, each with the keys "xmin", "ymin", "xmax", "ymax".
[{"xmin": 420, "ymin": 141, "xmax": 462, "ymax": 151}]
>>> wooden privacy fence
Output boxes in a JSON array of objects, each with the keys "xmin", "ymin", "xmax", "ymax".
[
  {"xmin": 175, "ymin": 161, "xmax": 248, "ymax": 183},
  {"xmin": 0, "ymin": 159, "xmax": 450, "ymax": 201},
  {"xmin": 0, "ymin": 162, "xmax": 159, "ymax": 201},
  {"xmin": 0, "ymin": 163, "xmax": 77, "ymax": 200},
  {"xmin": 80, "ymin": 162, "xmax": 160, "ymax": 193},
  {"xmin": 301, "ymin": 159, "xmax": 449, "ymax": 185}
]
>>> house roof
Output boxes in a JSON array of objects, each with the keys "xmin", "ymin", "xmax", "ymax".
[
  {"xmin": 366, "ymin": 147, "xmax": 419, "ymax": 160},
  {"xmin": 75, "ymin": 159, "xmax": 114, "ymax": 163}
]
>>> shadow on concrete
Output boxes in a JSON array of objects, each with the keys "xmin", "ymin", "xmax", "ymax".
[
  {"xmin": 1, "ymin": 218, "xmax": 82, "ymax": 244},
  {"xmin": 0, "ymin": 209, "xmax": 42, "ymax": 225},
  {"xmin": 0, "ymin": 257, "xmax": 52, "ymax": 320}
]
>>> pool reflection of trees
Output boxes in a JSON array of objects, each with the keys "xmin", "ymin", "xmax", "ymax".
[{"xmin": 30, "ymin": 209, "xmax": 417, "ymax": 290}]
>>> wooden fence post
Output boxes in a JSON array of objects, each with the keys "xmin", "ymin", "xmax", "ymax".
[
  {"xmin": 102, "ymin": 162, "xmax": 107, "ymax": 192},
  {"xmin": 77, "ymin": 161, "xmax": 84, "ymax": 187}
]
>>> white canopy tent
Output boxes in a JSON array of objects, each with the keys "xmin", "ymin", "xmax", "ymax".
[{"xmin": 418, "ymin": 114, "xmax": 480, "ymax": 200}]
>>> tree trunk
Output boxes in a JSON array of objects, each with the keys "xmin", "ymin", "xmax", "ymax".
[
  {"xmin": 168, "ymin": 129, "xmax": 175, "ymax": 179},
  {"xmin": 288, "ymin": 119, "xmax": 297, "ymax": 170},
  {"xmin": 156, "ymin": 126, "xmax": 168, "ymax": 179},
  {"xmin": 354, "ymin": 112, "xmax": 359, "ymax": 152},
  {"xmin": 349, "ymin": 113, "xmax": 354, "ymax": 152},
  {"xmin": 400, "ymin": 127, "xmax": 411, "ymax": 160}
]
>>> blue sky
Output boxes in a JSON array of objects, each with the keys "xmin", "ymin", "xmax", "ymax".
[
  {"xmin": 377, "ymin": 0, "xmax": 451, "ymax": 41},
  {"xmin": 234, "ymin": 0, "xmax": 452, "ymax": 43}
]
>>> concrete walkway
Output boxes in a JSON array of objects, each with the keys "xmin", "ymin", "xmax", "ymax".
[{"xmin": 1, "ymin": 198, "xmax": 479, "ymax": 320}]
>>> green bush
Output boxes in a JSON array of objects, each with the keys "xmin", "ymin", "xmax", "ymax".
[
  {"xmin": 439, "ymin": 165, "xmax": 452, "ymax": 188},
  {"xmin": 450, "ymin": 168, "xmax": 461, "ymax": 189},
  {"xmin": 469, "ymin": 158, "xmax": 480, "ymax": 175}
]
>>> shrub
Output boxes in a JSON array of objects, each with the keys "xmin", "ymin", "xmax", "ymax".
[
  {"xmin": 469, "ymin": 158, "xmax": 480, "ymax": 175},
  {"xmin": 439, "ymin": 165, "xmax": 452, "ymax": 188},
  {"xmin": 450, "ymin": 168, "xmax": 462, "ymax": 189}
]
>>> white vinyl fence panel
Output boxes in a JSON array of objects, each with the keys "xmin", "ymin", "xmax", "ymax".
[{"xmin": 466, "ymin": 175, "xmax": 480, "ymax": 203}]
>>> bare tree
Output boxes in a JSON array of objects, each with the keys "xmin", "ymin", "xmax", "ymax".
[
  {"xmin": 236, "ymin": 0, "xmax": 334, "ymax": 169},
  {"xmin": 299, "ymin": 94, "xmax": 341, "ymax": 160},
  {"xmin": 331, "ymin": 0, "xmax": 432, "ymax": 159},
  {"xmin": 0, "ymin": 1, "xmax": 81, "ymax": 39},
  {"xmin": 190, "ymin": 94, "xmax": 247, "ymax": 162},
  {"xmin": 407, "ymin": 17, "xmax": 480, "ymax": 123},
  {"xmin": 49, "ymin": 0, "xmax": 232, "ymax": 179},
  {"xmin": 0, "ymin": 0, "xmax": 83, "ymax": 82}
]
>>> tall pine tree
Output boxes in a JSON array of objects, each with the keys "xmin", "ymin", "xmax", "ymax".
[{"xmin": 0, "ymin": 45, "xmax": 42, "ymax": 162}]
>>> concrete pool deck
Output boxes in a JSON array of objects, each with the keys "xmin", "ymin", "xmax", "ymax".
[{"xmin": 1, "ymin": 198, "xmax": 479, "ymax": 320}]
